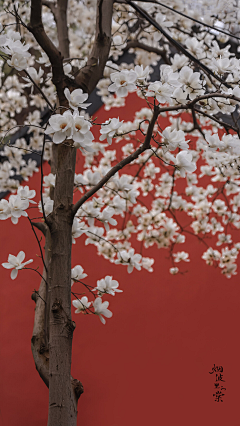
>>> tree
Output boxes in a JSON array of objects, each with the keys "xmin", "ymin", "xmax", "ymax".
[{"xmin": 1, "ymin": 0, "xmax": 240, "ymax": 424}]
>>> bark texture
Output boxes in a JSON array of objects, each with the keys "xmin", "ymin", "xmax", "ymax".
[
  {"xmin": 47, "ymin": 143, "xmax": 78, "ymax": 426},
  {"xmin": 29, "ymin": 0, "xmax": 114, "ymax": 424}
]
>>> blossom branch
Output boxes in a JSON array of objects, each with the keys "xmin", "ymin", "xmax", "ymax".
[{"xmin": 72, "ymin": 106, "xmax": 160, "ymax": 218}]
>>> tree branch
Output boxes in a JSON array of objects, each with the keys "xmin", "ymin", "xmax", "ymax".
[
  {"xmin": 56, "ymin": 0, "xmax": 70, "ymax": 58},
  {"xmin": 126, "ymin": 0, "xmax": 232, "ymax": 89},
  {"xmin": 32, "ymin": 221, "xmax": 48, "ymax": 236},
  {"xmin": 124, "ymin": 40, "xmax": 170, "ymax": 64},
  {"xmin": 75, "ymin": 0, "xmax": 114, "ymax": 94},
  {"xmin": 28, "ymin": 0, "xmax": 67, "ymax": 104},
  {"xmin": 72, "ymin": 106, "xmax": 160, "ymax": 218}
]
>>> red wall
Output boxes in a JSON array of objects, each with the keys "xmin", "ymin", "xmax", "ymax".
[{"xmin": 1, "ymin": 95, "xmax": 240, "ymax": 426}]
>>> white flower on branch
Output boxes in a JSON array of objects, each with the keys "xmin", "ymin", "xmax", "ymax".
[
  {"xmin": 72, "ymin": 218, "xmax": 87, "ymax": 244},
  {"xmin": 173, "ymin": 252, "xmax": 190, "ymax": 263},
  {"xmin": 71, "ymin": 265, "xmax": 88, "ymax": 286},
  {"xmin": 93, "ymin": 297, "xmax": 113, "ymax": 324},
  {"xmin": 72, "ymin": 113, "xmax": 94, "ymax": 151},
  {"xmin": 0, "ymin": 199, "xmax": 10, "ymax": 220},
  {"xmin": 94, "ymin": 275, "xmax": 122, "ymax": 296},
  {"xmin": 7, "ymin": 53, "xmax": 29, "ymax": 71},
  {"xmin": 115, "ymin": 248, "xmax": 142, "ymax": 273},
  {"xmin": 160, "ymin": 127, "xmax": 189, "ymax": 151},
  {"xmin": 216, "ymin": 233, "xmax": 232, "ymax": 246},
  {"xmin": 99, "ymin": 206, "xmax": 117, "ymax": 231},
  {"xmin": 22, "ymin": 67, "xmax": 44, "ymax": 87},
  {"xmin": 85, "ymin": 227, "xmax": 104, "ymax": 245},
  {"xmin": 8, "ymin": 194, "xmax": 29, "ymax": 224},
  {"xmin": 99, "ymin": 117, "xmax": 123, "ymax": 145},
  {"xmin": 43, "ymin": 173, "xmax": 56, "ymax": 188},
  {"xmin": 146, "ymin": 81, "xmax": 173, "ymax": 104},
  {"xmin": 167, "ymin": 151, "xmax": 197, "ymax": 178},
  {"xmin": 2, "ymin": 251, "xmax": 33, "ymax": 280},
  {"xmin": 179, "ymin": 66, "xmax": 204, "ymax": 99},
  {"xmin": 17, "ymin": 186, "xmax": 36, "ymax": 204},
  {"xmin": 64, "ymin": 88, "xmax": 91, "ymax": 110},
  {"xmin": 170, "ymin": 267, "xmax": 179, "ymax": 275},
  {"xmin": 108, "ymin": 70, "xmax": 137, "ymax": 97},
  {"xmin": 72, "ymin": 296, "xmax": 91, "ymax": 313},
  {"xmin": 134, "ymin": 65, "xmax": 150, "ymax": 83},
  {"xmin": 45, "ymin": 110, "xmax": 73, "ymax": 144}
]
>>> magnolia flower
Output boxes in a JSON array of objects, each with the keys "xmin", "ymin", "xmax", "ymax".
[
  {"xmin": 216, "ymin": 233, "xmax": 232, "ymax": 246},
  {"xmin": 126, "ymin": 189, "xmax": 139, "ymax": 204},
  {"xmin": 2, "ymin": 251, "xmax": 33, "ymax": 280},
  {"xmin": 179, "ymin": 67, "xmax": 203, "ymax": 99},
  {"xmin": 211, "ymin": 57, "xmax": 234, "ymax": 75},
  {"xmin": 85, "ymin": 227, "xmax": 104, "ymax": 245},
  {"xmin": 134, "ymin": 65, "xmax": 150, "ymax": 83},
  {"xmin": 72, "ymin": 296, "xmax": 91, "ymax": 313},
  {"xmin": 17, "ymin": 186, "xmax": 36, "ymax": 204},
  {"xmin": 0, "ymin": 199, "xmax": 10, "ymax": 220},
  {"xmin": 173, "ymin": 251, "xmax": 190, "ymax": 262},
  {"xmin": 22, "ymin": 67, "xmax": 44, "ymax": 87},
  {"xmin": 99, "ymin": 118, "xmax": 123, "ymax": 145},
  {"xmin": 72, "ymin": 113, "xmax": 94, "ymax": 150},
  {"xmin": 37, "ymin": 52, "xmax": 51, "ymax": 66},
  {"xmin": 71, "ymin": 265, "xmax": 88, "ymax": 285},
  {"xmin": 43, "ymin": 173, "xmax": 56, "ymax": 188},
  {"xmin": 94, "ymin": 275, "xmax": 122, "ymax": 296},
  {"xmin": 115, "ymin": 248, "xmax": 142, "ymax": 273},
  {"xmin": 99, "ymin": 206, "xmax": 117, "ymax": 231},
  {"xmin": 7, "ymin": 53, "xmax": 28, "ymax": 71},
  {"xmin": 64, "ymin": 88, "xmax": 91, "ymax": 110},
  {"xmin": 167, "ymin": 151, "xmax": 197, "ymax": 177},
  {"xmin": 160, "ymin": 127, "xmax": 189, "ymax": 151},
  {"xmin": 146, "ymin": 81, "xmax": 173, "ymax": 104},
  {"xmin": 39, "ymin": 198, "xmax": 54, "ymax": 216},
  {"xmin": 93, "ymin": 297, "xmax": 113, "ymax": 324},
  {"xmin": 45, "ymin": 110, "xmax": 73, "ymax": 144},
  {"xmin": 170, "ymin": 267, "xmax": 179, "ymax": 275},
  {"xmin": 2, "ymin": 39, "xmax": 31, "ymax": 57},
  {"xmin": 108, "ymin": 70, "xmax": 137, "ymax": 97},
  {"xmin": 8, "ymin": 194, "xmax": 29, "ymax": 224},
  {"xmin": 72, "ymin": 218, "xmax": 87, "ymax": 243}
]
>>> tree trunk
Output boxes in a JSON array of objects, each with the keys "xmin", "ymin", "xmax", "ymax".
[{"xmin": 47, "ymin": 142, "xmax": 78, "ymax": 426}]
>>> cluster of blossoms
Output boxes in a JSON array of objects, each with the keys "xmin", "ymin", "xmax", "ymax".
[
  {"xmin": 71, "ymin": 270, "xmax": 122, "ymax": 324},
  {"xmin": 1, "ymin": 0, "xmax": 240, "ymax": 329},
  {"xmin": 0, "ymin": 186, "xmax": 36, "ymax": 224}
]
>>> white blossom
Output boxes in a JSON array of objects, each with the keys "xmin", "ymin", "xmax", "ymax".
[
  {"xmin": 2, "ymin": 251, "xmax": 33, "ymax": 280},
  {"xmin": 108, "ymin": 70, "xmax": 137, "ymax": 97},
  {"xmin": 94, "ymin": 275, "xmax": 122, "ymax": 296},
  {"xmin": 99, "ymin": 118, "xmax": 123, "ymax": 145},
  {"xmin": 115, "ymin": 248, "xmax": 142, "ymax": 273},
  {"xmin": 45, "ymin": 110, "xmax": 73, "ymax": 144},
  {"xmin": 64, "ymin": 88, "xmax": 91, "ymax": 110},
  {"xmin": 8, "ymin": 194, "xmax": 29, "ymax": 224},
  {"xmin": 71, "ymin": 265, "xmax": 88, "ymax": 285},
  {"xmin": 93, "ymin": 297, "xmax": 113, "ymax": 324},
  {"xmin": 72, "ymin": 296, "xmax": 91, "ymax": 313}
]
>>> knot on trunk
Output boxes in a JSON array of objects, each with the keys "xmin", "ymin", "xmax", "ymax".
[
  {"xmin": 31, "ymin": 291, "xmax": 37, "ymax": 303},
  {"xmin": 51, "ymin": 299, "xmax": 63, "ymax": 322},
  {"xmin": 71, "ymin": 378, "xmax": 84, "ymax": 400},
  {"xmin": 65, "ymin": 319, "xmax": 76, "ymax": 337}
]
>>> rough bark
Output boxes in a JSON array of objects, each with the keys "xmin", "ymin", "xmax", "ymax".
[
  {"xmin": 56, "ymin": 0, "xmax": 70, "ymax": 58},
  {"xmin": 42, "ymin": 0, "xmax": 70, "ymax": 58},
  {"xmin": 31, "ymin": 228, "xmax": 50, "ymax": 388},
  {"xmin": 29, "ymin": 0, "xmax": 114, "ymax": 424},
  {"xmin": 47, "ymin": 142, "xmax": 78, "ymax": 426},
  {"xmin": 75, "ymin": 0, "xmax": 114, "ymax": 94}
]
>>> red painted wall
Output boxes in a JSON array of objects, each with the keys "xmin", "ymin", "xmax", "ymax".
[{"xmin": 1, "ymin": 95, "xmax": 240, "ymax": 426}]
